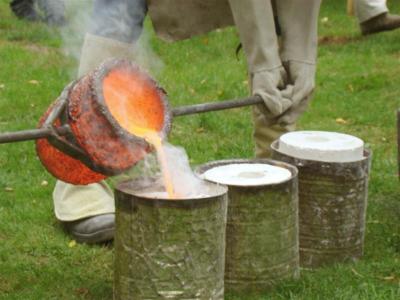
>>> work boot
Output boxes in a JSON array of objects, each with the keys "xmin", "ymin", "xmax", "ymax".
[
  {"xmin": 361, "ymin": 13, "xmax": 400, "ymax": 35},
  {"xmin": 10, "ymin": 0, "xmax": 39, "ymax": 21},
  {"xmin": 63, "ymin": 214, "xmax": 115, "ymax": 244}
]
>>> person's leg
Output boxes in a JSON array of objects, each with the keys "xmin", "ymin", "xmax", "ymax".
[
  {"xmin": 53, "ymin": 181, "xmax": 115, "ymax": 244},
  {"xmin": 36, "ymin": 0, "xmax": 66, "ymax": 26},
  {"xmin": 78, "ymin": 0, "xmax": 147, "ymax": 76},
  {"xmin": 252, "ymin": 105, "xmax": 295, "ymax": 158},
  {"xmin": 355, "ymin": 0, "xmax": 400, "ymax": 35},
  {"xmin": 355, "ymin": 0, "xmax": 387, "ymax": 23},
  {"xmin": 90, "ymin": 0, "xmax": 147, "ymax": 43},
  {"xmin": 54, "ymin": 0, "xmax": 148, "ymax": 244}
]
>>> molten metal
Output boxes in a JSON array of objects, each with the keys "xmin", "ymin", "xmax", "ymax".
[{"xmin": 36, "ymin": 59, "xmax": 171, "ymax": 185}]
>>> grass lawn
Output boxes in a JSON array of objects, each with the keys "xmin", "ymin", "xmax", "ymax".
[{"xmin": 1, "ymin": 1, "xmax": 400, "ymax": 299}]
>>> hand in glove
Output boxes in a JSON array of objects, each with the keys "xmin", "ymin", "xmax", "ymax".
[
  {"xmin": 275, "ymin": 0, "xmax": 321, "ymax": 125},
  {"xmin": 278, "ymin": 61, "xmax": 316, "ymax": 125},
  {"xmin": 228, "ymin": 0, "xmax": 292, "ymax": 118},
  {"xmin": 252, "ymin": 66, "xmax": 292, "ymax": 118}
]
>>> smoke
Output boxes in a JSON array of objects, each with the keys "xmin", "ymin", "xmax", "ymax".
[
  {"xmin": 60, "ymin": 0, "xmax": 163, "ymax": 78},
  {"xmin": 134, "ymin": 30, "xmax": 164, "ymax": 77},
  {"xmin": 158, "ymin": 143, "xmax": 207, "ymax": 198},
  {"xmin": 112, "ymin": 142, "xmax": 209, "ymax": 199},
  {"xmin": 59, "ymin": 0, "xmax": 92, "ymax": 76}
]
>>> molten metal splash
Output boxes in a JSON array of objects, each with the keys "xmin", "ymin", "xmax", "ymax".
[{"xmin": 103, "ymin": 68, "xmax": 176, "ymax": 198}]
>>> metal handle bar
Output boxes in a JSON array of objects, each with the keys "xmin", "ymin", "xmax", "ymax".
[{"xmin": 0, "ymin": 95, "xmax": 263, "ymax": 144}]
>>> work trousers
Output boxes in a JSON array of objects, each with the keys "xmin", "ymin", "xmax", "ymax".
[
  {"xmin": 90, "ymin": 0, "xmax": 147, "ymax": 43},
  {"xmin": 54, "ymin": 0, "xmax": 147, "ymax": 221},
  {"xmin": 354, "ymin": 0, "xmax": 388, "ymax": 23}
]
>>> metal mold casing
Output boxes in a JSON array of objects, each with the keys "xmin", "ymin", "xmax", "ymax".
[
  {"xmin": 113, "ymin": 180, "xmax": 228, "ymax": 300},
  {"xmin": 68, "ymin": 58, "xmax": 172, "ymax": 175},
  {"xmin": 271, "ymin": 140, "xmax": 371, "ymax": 268},
  {"xmin": 197, "ymin": 159, "xmax": 299, "ymax": 294}
]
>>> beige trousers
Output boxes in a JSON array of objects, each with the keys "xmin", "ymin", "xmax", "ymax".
[
  {"xmin": 355, "ymin": 0, "xmax": 388, "ymax": 23},
  {"xmin": 53, "ymin": 34, "xmax": 134, "ymax": 221},
  {"xmin": 53, "ymin": 180, "xmax": 114, "ymax": 221},
  {"xmin": 252, "ymin": 105, "xmax": 296, "ymax": 158}
]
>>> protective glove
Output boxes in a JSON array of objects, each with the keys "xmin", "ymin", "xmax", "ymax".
[
  {"xmin": 275, "ymin": 0, "xmax": 321, "ymax": 124},
  {"xmin": 252, "ymin": 66, "xmax": 292, "ymax": 118},
  {"xmin": 278, "ymin": 61, "xmax": 316, "ymax": 125},
  {"xmin": 228, "ymin": 0, "xmax": 291, "ymax": 117}
]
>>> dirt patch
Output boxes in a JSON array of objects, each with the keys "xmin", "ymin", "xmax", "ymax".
[
  {"xmin": 0, "ymin": 277, "xmax": 13, "ymax": 293},
  {"xmin": 0, "ymin": 39, "xmax": 54, "ymax": 55},
  {"xmin": 24, "ymin": 43, "xmax": 51, "ymax": 55},
  {"xmin": 319, "ymin": 35, "xmax": 362, "ymax": 46}
]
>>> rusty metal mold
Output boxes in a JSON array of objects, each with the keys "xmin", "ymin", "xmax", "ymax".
[
  {"xmin": 113, "ymin": 179, "xmax": 228, "ymax": 299},
  {"xmin": 34, "ymin": 59, "xmax": 172, "ymax": 185},
  {"xmin": 196, "ymin": 159, "xmax": 299, "ymax": 294},
  {"xmin": 36, "ymin": 90, "xmax": 106, "ymax": 185},
  {"xmin": 68, "ymin": 58, "xmax": 171, "ymax": 175},
  {"xmin": 271, "ymin": 140, "xmax": 371, "ymax": 268}
]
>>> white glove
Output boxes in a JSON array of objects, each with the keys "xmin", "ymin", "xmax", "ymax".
[
  {"xmin": 283, "ymin": 61, "xmax": 315, "ymax": 107},
  {"xmin": 252, "ymin": 66, "xmax": 292, "ymax": 118},
  {"xmin": 228, "ymin": 0, "xmax": 292, "ymax": 117},
  {"xmin": 276, "ymin": 0, "xmax": 321, "ymax": 124},
  {"xmin": 278, "ymin": 61, "xmax": 316, "ymax": 125}
]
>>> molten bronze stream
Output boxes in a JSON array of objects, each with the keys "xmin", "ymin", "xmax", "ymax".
[{"xmin": 0, "ymin": 59, "xmax": 262, "ymax": 185}]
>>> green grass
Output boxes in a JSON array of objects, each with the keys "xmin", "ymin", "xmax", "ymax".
[{"xmin": 1, "ymin": 1, "xmax": 400, "ymax": 299}]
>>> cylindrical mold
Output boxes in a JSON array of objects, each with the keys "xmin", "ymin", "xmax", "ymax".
[
  {"xmin": 114, "ymin": 180, "xmax": 228, "ymax": 300},
  {"xmin": 271, "ymin": 140, "xmax": 371, "ymax": 268},
  {"xmin": 197, "ymin": 159, "xmax": 299, "ymax": 294}
]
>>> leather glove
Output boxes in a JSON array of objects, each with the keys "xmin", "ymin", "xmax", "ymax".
[
  {"xmin": 252, "ymin": 66, "xmax": 292, "ymax": 118},
  {"xmin": 276, "ymin": 0, "xmax": 321, "ymax": 124},
  {"xmin": 278, "ymin": 61, "xmax": 316, "ymax": 124},
  {"xmin": 228, "ymin": 0, "xmax": 290, "ymax": 117}
]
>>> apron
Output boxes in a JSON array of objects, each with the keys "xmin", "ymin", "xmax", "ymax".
[{"xmin": 147, "ymin": 0, "xmax": 234, "ymax": 41}]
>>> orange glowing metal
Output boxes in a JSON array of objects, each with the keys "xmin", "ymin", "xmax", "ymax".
[
  {"xmin": 103, "ymin": 68, "xmax": 176, "ymax": 198},
  {"xmin": 103, "ymin": 69, "xmax": 165, "ymax": 135},
  {"xmin": 143, "ymin": 131, "xmax": 176, "ymax": 198}
]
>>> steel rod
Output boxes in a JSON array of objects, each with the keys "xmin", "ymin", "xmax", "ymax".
[
  {"xmin": 43, "ymin": 96, "xmax": 67, "ymax": 126},
  {"xmin": 0, "ymin": 96, "xmax": 262, "ymax": 143},
  {"xmin": 0, "ymin": 125, "xmax": 71, "ymax": 144},
  {"xmin": 172, "ymin": 95, "xmax": 263, "ymax": 117}
]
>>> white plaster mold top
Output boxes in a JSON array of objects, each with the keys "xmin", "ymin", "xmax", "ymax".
[
  {"xmin": 278, "ymin": 131, "xmax": 364, "ymax": 163},
  {"xmin": 202, "ymin": 163, "xmax": 292, "ymax": 186}
]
